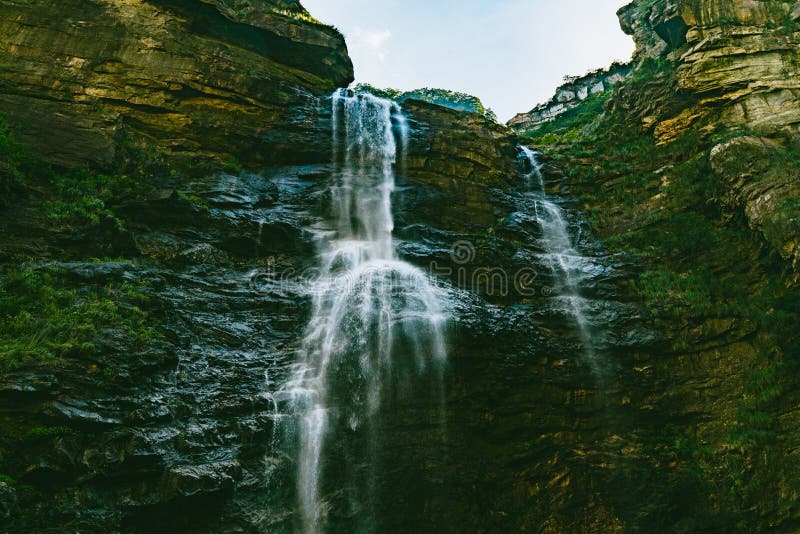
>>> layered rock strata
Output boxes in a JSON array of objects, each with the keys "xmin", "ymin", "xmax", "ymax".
[{"xmin": 0, "ymin": 0, "xmax": 353, "ymax": 168}]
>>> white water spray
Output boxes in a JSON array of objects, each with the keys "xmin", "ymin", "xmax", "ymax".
[
  {"xmin": 520, "ymin": 147, "xmax": 603, "ymax": 377},
  {"xmin": 278, "ymin": 89, "xmax": 448, "ymax": 533}
]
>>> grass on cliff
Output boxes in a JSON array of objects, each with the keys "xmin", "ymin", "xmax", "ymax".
[
  {"xmin": 0, "ymin": 265, "xmax": 157, "ymax": 371},
  {"xmin": 528, "ymin": 58, "xmax": 800, "ymax": 528},
  {"xmin": 0, "ymin": 115, "xmax": 34, "ymax": 208},
  {"xmin": 0, "ymin": 120, "xmax": 171, "ymax": 373},
  {"xmin": 0, "ymin": 116, "xmax": 161, "ymax": 231},
  {"xmin": 355, "ymin": 83, "xmax": 499, "ymax": 122}
]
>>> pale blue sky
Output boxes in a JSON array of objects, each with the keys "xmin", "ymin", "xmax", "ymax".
[{"xmin": 302, "ymin": 0, "xmax": 635, "ymax": 122}]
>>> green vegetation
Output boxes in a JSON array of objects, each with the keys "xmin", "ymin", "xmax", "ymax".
[
  {"xmin": 22, "ymin": 426, "xmax": 75, "ymax": 441},
  {"xmin": 530, "ymin": 54, "xmax": 800, "ymax": 529},
  {"xmin": 268, "ymin": 7, "xmax": 329, "ymax": 27},
  {"xmin": 43, "ymin": 168, "xmax": 153, "ymax": 230},
  {"xmin": 0, "ymin": 114, "xmax": 37, "ymax": 208},
  {"xmin": 0, "ymin": 266, "xmax": 157, "ymax": 371},
  {"xmin": 223, "ymin": 156, "xmax": 241, "ymax": 174},
  {"xmin": 354, "ymin": 84, "xmax": 498, "ymax": 122},
  {"xmin": 520, "ymin": 91, "xmax": 611, "ymax": 145},
  {"xmin": 0, "ymin": 119, "xmax": 176, "ymax": 231}
]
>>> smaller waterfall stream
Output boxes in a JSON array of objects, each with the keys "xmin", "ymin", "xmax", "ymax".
[
  {"xmin": 520, "ymin": 147, "xmax": 606, "ymax": 378},
  {"xmin": 272, "ymin": 89, "xmax": 448, "ymax": 533}
]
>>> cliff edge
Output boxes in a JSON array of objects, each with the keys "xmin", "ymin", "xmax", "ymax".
[{"xmin": 0, "ymin": 0, "xmax": 354, "ymax": 168}]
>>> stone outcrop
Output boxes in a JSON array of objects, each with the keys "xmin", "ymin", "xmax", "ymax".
[
  {"xmin": 618, "ymin": 0, "xmax": 688, "ymax": 59},
  {"xmin": 403, "ymin": 99, "xmax": 519, "ymax": 228},
  {"xmin": 612, "ymin": 0, "xmax": 800, "ymax": 280},
  {"xmin": 710, "ymin": 136, "xmax": 800, "ymax": 284},
  {"xmin": 507, "ymin": 63, "xmax": 632, "ymax": 133},
  {"xmin": 617, "ymin": 0, "xmax": 800, "ymax": 143},
  {"xmin": 0, "ymin": 0, "xmax": 353, "ymax": 169}
]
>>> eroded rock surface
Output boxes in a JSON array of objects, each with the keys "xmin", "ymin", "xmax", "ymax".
[
  {"xmin": 0, "ymin": 0, "xmax": 353, "ymax": 168},
  {"xmin": 507, "ymin": 63, "xmax": 632, "ymax": 133},
  {"xmin": 614, "ymin": 0, "xmax": 800, "ymax": 280}
]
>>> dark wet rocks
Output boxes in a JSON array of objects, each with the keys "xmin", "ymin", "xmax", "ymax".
[
  {"xmin": 0, "ymin": 482, "xmax": 16, "ymax": 523},
  {"xmin": 164, "ymin": 461, "xmax": 241, "ymax": 500},
  {"xmin": 0, "ymin": 145, "xmax": 660, "ymax": 531}
]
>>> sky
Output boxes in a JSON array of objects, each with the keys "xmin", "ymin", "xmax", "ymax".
[{"xmin": 301, "ymin": 0, "xmax": 635, "ymax": 123}]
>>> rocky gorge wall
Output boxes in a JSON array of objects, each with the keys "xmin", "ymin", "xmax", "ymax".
[
  {"xmin": 519, "ymin": 0, "xmax": 800, "ymax": 530},
  {"xmin": 0, "ymin": 0, "xmax": 353, "ymax": 168},
  {"xmin": 0, "ymin": 2, "xmax": 530, "ymax": 530},
  {"xmin": 624, "ymin": 0, "xmax": 800, "ymax": 284},
  {"xmin": 2, "ymin": 0, "xmax": 800, "ymax": 531},
  {"xmin": 619, "ymin": 0, "xmax": 800, "ymax": 143},
  {"xmin": 519, "ymin": 0, "xmax": 800, "ymax": 283}
]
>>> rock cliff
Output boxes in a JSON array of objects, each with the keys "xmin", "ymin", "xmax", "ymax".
[
  {"xmin": 519, "ymin": 0, "xmax": 800, "ymax": 530},
  {"xmin": 615, "ymin": 0, "xmax": 800, "ymax": 283},
  {"xmin": 0, "ymin": 0, "xmax": 353, "ymax": 168},
  {"xmin": 2, "ymin": 0, "xmax": 800, "ymax": 531},
  {"xmin": 507, "ymin": 63, "xmax": 632, "ymax": 133},
  {"xmin": 403, "ymin": 98, "xmax": 519, "ymax": 229},
  {"xmin": 618, "ymin": 0, "xmax": 800, "ymax": 142},
  {"xmin": 0, "ymin": 6, "xmax": 528, "ymax": 529}
]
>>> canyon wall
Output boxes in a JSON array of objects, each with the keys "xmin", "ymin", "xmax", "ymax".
[
  {"xmin": 0, "ymin": 0, "xmax": 353, "ymax": 168},
  {"xmin": 621, "ymin": 0, "xmax": 800, "ymax": 282},
  {"xmin": 520, "ymin": 1, "xmax": 800, "ymax": 530}
]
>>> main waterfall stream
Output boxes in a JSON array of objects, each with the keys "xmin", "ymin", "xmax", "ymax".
[{"xmin": 273, "ymin": 90, "xmax": 448, "ymax": 533}]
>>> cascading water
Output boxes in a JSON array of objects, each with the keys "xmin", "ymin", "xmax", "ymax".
[
  {"xmin": 274, "ymin": 89, "xmax": 448, "ymax": 533},
  {"xmin": 519, "ymin": 147, "xmax": 606, "ymax": 378}
]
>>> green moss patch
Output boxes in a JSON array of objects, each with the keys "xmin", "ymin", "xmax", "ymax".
[{"xmin": 0, "ymin": 266, "xmax": 157, "ymax": 371}]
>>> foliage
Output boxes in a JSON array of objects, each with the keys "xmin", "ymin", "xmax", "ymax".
[
  {"xmin": 43, "ymin": 168, "xmax": 153, "ymax": 230},
  {"xmin": 0, "ymin": 114, "xmax": 33, "ymax": 208},
  {"xmin": 625, "ymin": 56, "xmax": 675, "ymax": 85},
  {"xmin": 0, "ymin": 118, "xmax": 161, "ymax": 229},
  {"xmin": 353, "ymin": 83, "xmax": 403, "ymax": 101},
  {"xmin": 636, "ymin": 268, "xmax": 716, "ymax": 317},
  {"xmin": 0, "ymin": 266, "xmax": 157, "ymax": 370},
  {"xmin": 23, "ymin": 426, "xmax": 75, "ymax": 441},
  {"xmin": 519, "ymin": 91, "xmax": 611, "ymax": 144},
  {"xmin": 268, "ymin": 7, "xmax": 329, "ymax": 27},
  {"xmin": 354, "ymin": 83, "xmax": 498, "ymax": 122}
]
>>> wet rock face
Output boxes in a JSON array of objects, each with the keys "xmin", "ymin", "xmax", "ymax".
[
  {"xmin": 402, "ymin": 99, "xmax": 520, "ymax": 230},
  {"xmin": 0, "ymin": 0, "xmax": 353, "ymax": 168},
  {"xmin": 0, "ymin": 144, "xmax": 666, "ymax": 531}
]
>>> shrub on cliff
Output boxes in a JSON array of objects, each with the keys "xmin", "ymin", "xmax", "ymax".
[
  {"xmin": 0, "ymin": 118, "xmax": 159, "ymax": 230},
  {"xmin": 0, "ymin": 116, "xmax": 28, "ymax": 208},
  {"xmin": 0, "ymin": 266, "xmax": 157, "ymax": 370},
  {"xmin": 354, "ymin": 84, "xmax": 498, "ymax": 122}
]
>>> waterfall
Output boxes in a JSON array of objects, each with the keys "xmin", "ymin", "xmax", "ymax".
[
  {"xmin": 519, "ymin": 147, "xmax": 604, "ymax": 378},
  {"xmin": 278, "ymin": 89, "xmax": 448, "ymax": 533}
]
